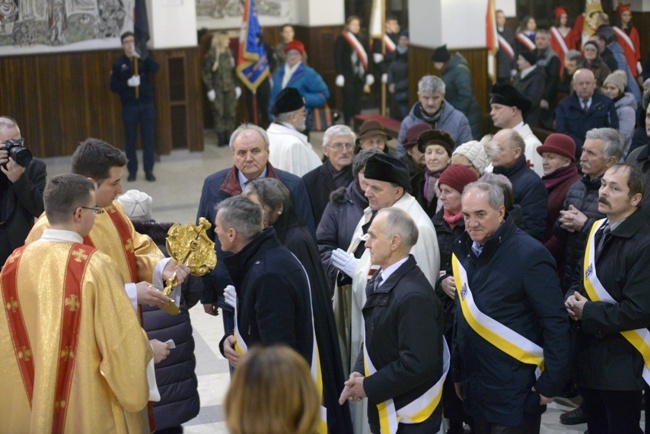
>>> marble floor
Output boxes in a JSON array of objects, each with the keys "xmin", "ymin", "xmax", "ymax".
[{"xmin": 41, "ymin": 130, "xmax": 633, "ymax": 433}]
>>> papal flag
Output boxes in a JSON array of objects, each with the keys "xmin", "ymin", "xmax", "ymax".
[
  {"xmin": 369, "ymin": 0, "xmax": 385, "ymax": 40},
  {"xmin": 236, "ymin": 0, "xmax": 269, "ymax": 92}
]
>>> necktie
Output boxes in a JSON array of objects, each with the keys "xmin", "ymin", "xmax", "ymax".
[
  {"xmin": 366, "ymin": 270, "xmax": 383, "ymax": 295},
  {"xmin": 582, "ymin": 99, "xmax": 589, "ymax": 111},
  {"xmin": 596, "ymin": 224, "xmax": 610, "ymax": 257},
  {"xmin": 471, "ymin": 242, "xmax": 483, "ymax": 257}
]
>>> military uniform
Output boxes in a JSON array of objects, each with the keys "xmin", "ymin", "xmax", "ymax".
[{"xmin": 202, "ymin": 49, "xmax": 238, "ymax": 144}]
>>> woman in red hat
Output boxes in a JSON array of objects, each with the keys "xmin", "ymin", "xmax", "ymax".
[
  {"xmin": 549, "ymin": 7, "xmax": 579, "ymax": 76},
  {"xmin": 613, "ymin": 4, "xmax": 642, "ymax": 84}
]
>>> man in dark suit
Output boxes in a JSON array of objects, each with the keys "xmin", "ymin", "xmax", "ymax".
[
  {"xmin": 339, "ymin": 207, "xmax": 444, "ymax": 433},
  {"xmin": 566, "ymin": 164, "xmax": 650, "ymax": 434},
  {"xmin": 303, "ymin": 125, "xmax": 355, "ymax": 225},
  {"xmin": 556, "ymin": 69, "xmax": 619, "ymax": 158},
  {"xmin": 0, "ymin": 116, "xmax": 46, "ymax": 266}
]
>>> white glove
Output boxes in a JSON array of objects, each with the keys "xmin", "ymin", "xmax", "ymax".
[
  {"xmin": 132, "ymin": 50, "xmax": 140, "ymax": 59},
  {"xmin": 331, "ymin": 248, "xmax": 359, "ymax": 277},
  {"xmin": 224, "ymin": 284, "xmax": 237, "ymax": 309},
  {"xmin": 207, "ymin": 89, "xmax": 216, "ymax": 101},
  {"xmin": 365, "ymin": 74, "xmax": 375, "ymax": 87},
  {"xmin": 235, "ymin": 86, "xmax": 242, "ymax": 99},
  {"xmin": 127, "ymin": 75, "xmax": 141, "ymax": 87},
  {"xmin": 335, "ymin": 74, "xmax": 345, "ymax": 87},
  {"xmin": 381, "ymin": 73, "xmax": 388, "ymax": 84},
  {"xmin": 510, "ymin": 69, "xmax": 517, "ymax": 78},
  {"xmin": 373, "ymin": 53, "xmax": 384, "ymax": 64}
]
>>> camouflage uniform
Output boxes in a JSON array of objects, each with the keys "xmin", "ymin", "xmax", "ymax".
[{"xmin": 202, "ymin": 49, "xmax": 237, "ymax": 142}]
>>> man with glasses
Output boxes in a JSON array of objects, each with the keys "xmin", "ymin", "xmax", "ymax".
[
  {"xmin": 267, "ymin": 87, "xmax": 322, "ymax": 177},
  {"xmin": 0, "ymin": 116, "xmax": 46, "ymax": 267},
  {"xmin": 556, "ymin": 69, "xmax": 619, "ymax": 158},
  {"xmin": 303, "ymin": 125, "xmax": 356, "ymax": 225}
]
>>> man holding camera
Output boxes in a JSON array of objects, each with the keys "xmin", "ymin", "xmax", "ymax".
[{"xmin": 0, "ymin": 116, "xmax": 46, "ymax": 267}]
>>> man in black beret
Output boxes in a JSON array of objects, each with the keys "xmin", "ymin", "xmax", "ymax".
[
  {"xmin": 267, "ymin": 87, "xmax": 322, "ymax": 177},
  {"xmin": 489, "ymin": 83, "xmax": 544, "ymax": 177},
  {"xmin": 331, "ymin": 152, "xmax": 441, "ymax": 431}
]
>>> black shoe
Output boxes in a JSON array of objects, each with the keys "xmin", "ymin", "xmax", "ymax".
[
  {"xmin": 145, "ymin": 172, "xmax": 156, "ymax": 182},
  {"xmin": 560, "ymin": 404, "xmax": 587, "ymax": 425},
  {"xmin": 127, "ymin": 173, "xmax": 136, "ymax": 182}
]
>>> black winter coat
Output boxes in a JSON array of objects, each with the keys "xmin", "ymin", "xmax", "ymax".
[
  {"xmin": 388, "ymin": 49, "xmax": 409, "ymax": 104},
  {"xmin": 273, "ymin": 209, "xmax": 353, "ymax": 434},
  {"xmin": 440, "ymin": 53, "xmax": 482, "ymax": 139},
  {"xmin": 570, "ymin": 210, "xmax": 650, "ymax": 391},
  {"xmin": 221, "ymin": 228, "xmax": 314, "ymax": 364},
  {"xmin": 303, "ymin": 161, "xmax": 353, "ymax": 227},
  {"xmin": 353, "ymin": 255, "xmax": 443, "ymax": 433},
  {"xmin": 317, "ymin": 181, "xmax": 368, "ymax": 289},
  {"xmin": 451, "ymin": 217, "xmax": 570, "ymax": 426},
  {"xmin": 514, "ymin": 66, "xmax": 546, "ymax": 128},
  {"xmin": 494, "ymin": 157, "xmax": 548, "ymax": 242},
  {"xmin": 626, "ymin": 144, "xmax": 650, "ymax": 209}
]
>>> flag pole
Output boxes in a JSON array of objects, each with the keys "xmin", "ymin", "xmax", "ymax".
[
  {"xmin": 252, "ymin": 90, "xmax": 258, "ymax": 124},
  {"xmin": 380, "ymin": 0, "xmax": 386, "ymax": 117}
]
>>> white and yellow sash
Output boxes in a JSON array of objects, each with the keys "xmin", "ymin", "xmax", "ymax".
[
  {"xmin": 363, "ymin": 331, "xmax": 449, "ymax": 434},
  {"xmin": 583, "ymin": 219, "xmax": 650, "ymax": 385},
  {"xmin": 451, "ymin": 254, "xmax": 544, "ymax": 373},
  {"xmin": 232, "ymin": 257, "xmax": 328, "ymax": 433}
]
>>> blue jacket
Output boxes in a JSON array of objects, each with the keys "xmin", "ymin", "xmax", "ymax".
[
  {"xmin": 270, "ymin": 62, "xmax": 329, "ymax": 113},
  {"xmin": 397, "ymin": 101, "xmax": 472, "ymax": 158},
  {"xmin": 451, "ymin": 217, "xmax": 569, "ymax": 426},
  {"xmin": 196, "ymin": 163, "xmax": 315, "ymax": 309},
  {"xmin": 556, "ymin": 93, "xmax": 619, "ymax": 158},
  {"xmin": 110, "ymin": 55, "xmax": 159, "ymax": 105}
]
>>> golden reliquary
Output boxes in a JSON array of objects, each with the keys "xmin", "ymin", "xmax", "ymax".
[{"xmin": 159, "ymin": 217, "xmax": 217, "ymax": 315}]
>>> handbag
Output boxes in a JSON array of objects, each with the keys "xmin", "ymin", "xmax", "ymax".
[{"xmin": 307, "ymin": 105, "xmax": 341, "ymax": 132}]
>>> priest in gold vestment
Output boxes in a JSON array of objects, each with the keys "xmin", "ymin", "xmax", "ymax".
[{"xmin": 0, "ymin": 174, "xmax": 152, "ymax": 433}]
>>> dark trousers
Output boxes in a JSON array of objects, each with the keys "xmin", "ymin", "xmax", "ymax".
[
  {"xmin": 342, "ymin": 78, "xmax": 364, "ymax": 125},
  {"xmin": 122, "ymin": 102, "xmax": 156, "ymax": 175},
  {"xmin": 581, "ymin": 387, "xmax": 643, "ymax": 434},
  {"xmin": 473, "ymin": 416, "xmax": 540, "ymax": 434}
]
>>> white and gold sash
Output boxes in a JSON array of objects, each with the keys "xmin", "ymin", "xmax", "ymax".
[
  {"xmin": 583, "ymin": 219, "xmax": 650, "ymax": 385},
  {"xmin": 451, "ymin": 254, "xmax": 544, "ymax": 373},
  {"xmin": 232, "ymin": 256, "xmax": 328, "ymax": 433},
  {"xmin": 362, "ymin": 331, "xmax": 449, "ymax": 434}
]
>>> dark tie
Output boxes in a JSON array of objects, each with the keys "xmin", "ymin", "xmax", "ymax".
[
  {"xmin": 596, "ymin": 224, "xmax": 611, "ymax": 257},
  {"xmin": 366, "ymin": 270, "xmax": 383, "ymax": 296},
  {"xmin": 582, "ymin": 99, "xmax": 590, "ymax": 111}
]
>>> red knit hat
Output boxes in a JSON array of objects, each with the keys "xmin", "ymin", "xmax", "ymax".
[
  {"xmin": 553, "ymin": 7, "xmax": 567, "ymax": 19},
  {"xmin": 284, "ymin": 40, "xmax": 306, "ymax": 55},
  {"xmin": 438, "ymin": 164, "xmax": 478, "ymax": 195},
  {"xmin": 616, "ymin": 4, "xmax": 631, "ymax": 15},
  {"xmin": 536, "ymin": 133, "xmax": 576, "ymax": 162}
]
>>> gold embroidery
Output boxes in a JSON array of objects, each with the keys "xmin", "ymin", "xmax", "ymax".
[
  {"xmin": 125, "ymin": 238, "xmax": 134, "ymax": 253},
  {"xmin": 65, "ymin": 295, "xmax": 79, "ymax": 312},
  {"xmin": 71, "ymin": 249, "xmax": 88, "ymax": 263},
  {"xmin": 6, "ymin": 297, "xmax": 18, "ymax": 313},
  {"xmin": 6, "ymin": 250, "xmax": 22, "ymax": 264},
  {"xmin": 18, "ymin": 346, "xmax": 31, "ymax": 361},
  {"xmin": 61, "ymin": 346, "xmax": 74, "ymax": 360},
  {"xmin": 106, "ymin": 205, "xmax": 116, "ymax": 214},
  {"xmin": 54, "ymin": 400, "xmax": 66, "ymax": 410}
]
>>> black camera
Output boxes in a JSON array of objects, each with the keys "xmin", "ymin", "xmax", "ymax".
[{"xmin": 1, "ymin": 138, "xmax": 32, "ymax": 169}]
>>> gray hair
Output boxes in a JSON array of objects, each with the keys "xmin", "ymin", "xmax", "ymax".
[
  {"xmin": 478, "ymin": 173, "xmax": 514, "ymax": 210},
  {"xmin": 274, "ymin": 111, "xmax": 294, "ymax": 123},
  {"xmin": 462, "ymin": 181, "xmax": 505, "ymax": 211},
  {"xmin": 215, "ymin": 196, "xmax": 263, "ymax": 241},
  {"xmin": 417, "ymin": 75, "xmax": 446, "ymax": 96},
  {"xmin": 376, "ymin": 207, "xmax": 419, "ymax": 249},
  {"xmin": 566, "ymin": 49, "xmax": 582, "ymax": 61},
  {"xmin": 323, "ymin": 125, "xmax": 356, "ymax": 146},
  {"xmin": 352, "ymin": 148, "xmax": 383, "ymax": 178},
  {"xmin": 230, "ymin": 123, "xmax": 270, "ymax": 150},
  {"xmin": 242, "ymin": 177, "xmax": 292, "ymax": 213},
  {"xmin": 585, "ymin": 128, "xmax": 624, "ymax": 161}
]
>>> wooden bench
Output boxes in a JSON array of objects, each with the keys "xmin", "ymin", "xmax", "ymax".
[{"xmin": 353, "ymin": 114, "xmax": 402, "ymax": 139}]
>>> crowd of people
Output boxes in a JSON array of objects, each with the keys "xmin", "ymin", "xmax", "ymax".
[{"xmin": 4, "ymin": 5, "xmax": 650, "ymax": 434}]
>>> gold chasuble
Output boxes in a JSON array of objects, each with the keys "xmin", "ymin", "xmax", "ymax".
[
  {"xmin": 0, "ymin": 240, "xmax": 152, "ymax": 433},
  {"xmin": 26, "ymin": 201, "xmax": 164, "ymax": 284}
]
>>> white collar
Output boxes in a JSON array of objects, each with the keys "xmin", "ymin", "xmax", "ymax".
[
  {"xmin": 376, "ymin": 256, "xmax": 409, "ymax": 288},
  {"xmin": 37, "ymin": 228, "xmax": 84, "ymax": 243}
]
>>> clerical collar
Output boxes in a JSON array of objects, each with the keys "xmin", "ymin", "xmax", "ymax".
[
  {"xmin": 38, "ymin": 228, "xmax": 84, "ymax": 244},
  {"xmin": 377, "ymin": 256, "xmax": 409, "ymax": 287},
  {"xmin": 279, "ymin": 121, "xmax": 297, "ymax": 131},
  {"xmin": 238, "ymin": 167, "xmax": 268, "ymax": 190},
  {"xmin": 513, "ymin": 121, "xmax": 525, "ymax": 130}
]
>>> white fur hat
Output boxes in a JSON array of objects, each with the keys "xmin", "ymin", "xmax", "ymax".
[{"xmin": 117, "ymin": 189, "xmax": 153, "ymax": 221}]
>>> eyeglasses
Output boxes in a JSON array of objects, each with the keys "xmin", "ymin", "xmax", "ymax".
[
  {"xmin": 326, "ymin": 142, "xmax": 354, "ymax": 152},
  {"xmin": 73, "ymin": 206, "xmax": 105, "ymax": 215}
]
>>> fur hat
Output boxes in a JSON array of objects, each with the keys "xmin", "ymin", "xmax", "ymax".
[
  {"xmin": 536, "ymin": 133, "xmax": 577, "ymax": 162},
  {"xmin": 452, "ymin": 140, "xmax": 491, "ymax": 175},
  {"xmin": 417, "ymin": 129, "xmax": 455, "ymax": 155},
  {"xmin": 117, "ymin": 189, "xmax": 153, "ymax": 221},
  {"xmin": 603, "ymin": 70, "xmax": 628, "ymax": 95},
  {"xmin": 364, "ymin": 153, "xmax": 411, "ymax": 191},
  {"xmin": 490, "ymin": 83, "xmax": 532, "ymax": 114},
  {"xmin": 270, "ymin": 87, "xmax": 305, "ymax": 115},
  {"xmin": 284, "ymin": 40, "xmax": 306, "ymax": 55},
  {"xmin": 431, "ymin": 45, "xmax": 451, "ymax": 63},
  {"xmin": 519, "ymin": 50, "xmax": 538, "ymax": 67},
  {"xmin": 438, "ymin": 164, "xmax": 478, "ymax": 194}
]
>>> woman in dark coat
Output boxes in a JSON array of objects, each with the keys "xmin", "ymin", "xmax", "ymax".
[
  {"xmin": 580, "ymin": 41, "xmax": 611, "ymax": 88},
  {"xmin": 317, "ymin": 149, "xmax": 380, "ymax": 289},
  {"xmin": 431, "ymin": 164, "xmax": 478, "ymax": 434},
  {"xmin": 414, "ymin": 129, "xmax": 454, "ymax": 217},
  {"xmin": 243, "ymin": 178, "xmax": 354, "ymax": 434}
]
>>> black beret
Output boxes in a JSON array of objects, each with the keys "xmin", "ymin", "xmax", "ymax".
[
  {"xmin": 270, "ymin": 87, "xmax": 305, "ymax": 115},
  {"xmin": 364, "ymin": 153, "xmax": 411, "ymax": 192},
  {"xmin": 490, "ymin": 83, "xmax": 532, "ymax": 114},
  {"xmin": 431, "ymin": 44, "xmax": 450, "ymax": 63},
  {"xmin": 519, "ymin": 49, "xmax": 538, "ymax": 66}
]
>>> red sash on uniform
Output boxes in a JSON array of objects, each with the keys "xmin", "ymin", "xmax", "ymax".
[
  {"xmin": 342, "ymin": 31, "xmax": 368, "ymax": 72},
  {"xmin": 516, "ymin": 32, "xmax": 535, "ymax": 51},
  {"xmin": 1, "ymin": 243, "xmax": 95, "ymax": 432},
  {"xmin": 383, "ymin": 34, "xmax": 396, "ymax": 53}
]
